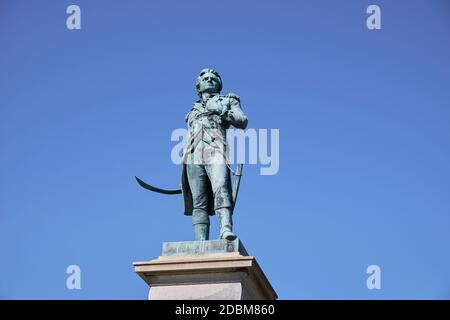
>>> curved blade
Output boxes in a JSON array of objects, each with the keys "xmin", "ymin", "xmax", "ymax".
[{"xmin": 135, "ymin": 176, "xmax": 181, "ymax": 195}]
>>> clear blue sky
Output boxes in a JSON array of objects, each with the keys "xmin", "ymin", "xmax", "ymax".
[{"xmin": 1, "ymin": 0, "xmax": 449, "ymax": 299}]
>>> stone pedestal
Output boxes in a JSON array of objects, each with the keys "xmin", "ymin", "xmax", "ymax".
[{"xmin": 133, "ymin": 239, "xmax": 277, "ymax": 300}]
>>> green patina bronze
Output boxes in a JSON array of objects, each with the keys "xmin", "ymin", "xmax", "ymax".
[{"xmin": 136, "ymin": 68, "xmax": 248, "ymax": 241}]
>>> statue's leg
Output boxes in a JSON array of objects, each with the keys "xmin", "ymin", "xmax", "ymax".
[
  {"xmin": 187, "ymin": 164, "xmax": 210, "ymax": 240},
  {"xmin": 192, "ymin": 210, "xmax": 210, "ymax": 241},
  {"xmin": 206, "ymin": 164, "xmax": 236, "ymax": 240}
]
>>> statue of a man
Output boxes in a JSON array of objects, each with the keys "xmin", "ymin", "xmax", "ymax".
[{"xmin": 181, "ymin": 68, "xmax": 248, "ymax": 241}]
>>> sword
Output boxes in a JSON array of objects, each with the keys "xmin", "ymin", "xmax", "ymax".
[
  {"xmin": 134, "ymin": 176, "xmax": 181, "ymax": 194},
  {"xmin": 135, "ymin": 163, "xmax": 244, "ymax": 207},
  {"xmin": 232, "ymin": 163, "xmax": 243, "ymax": 209}
]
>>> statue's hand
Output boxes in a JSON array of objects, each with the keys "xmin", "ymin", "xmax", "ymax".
[{"xmin": 206, "ymin": 98, "xmax": 230, "ymax": 115}]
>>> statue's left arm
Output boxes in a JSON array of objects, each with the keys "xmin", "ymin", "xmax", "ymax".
[{"xmin": 223, "ymin": 93, "xmax": 248, "ymax": 129}]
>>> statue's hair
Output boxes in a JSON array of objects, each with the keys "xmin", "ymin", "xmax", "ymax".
[{"xmin": 195, "ymin": 68, "xmax": 222, "ymax": 95}]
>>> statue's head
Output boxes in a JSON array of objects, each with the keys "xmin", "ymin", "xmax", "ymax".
[{"xmin": 196, "ymin": 68, "xmax": 222, "ymax": 96}]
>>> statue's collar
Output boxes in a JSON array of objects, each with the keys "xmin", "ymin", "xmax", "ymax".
[{"xmin": 198, "ymin": 92, "xmax": 219, "ymax": 105}]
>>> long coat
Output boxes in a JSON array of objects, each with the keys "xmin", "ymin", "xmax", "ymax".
[{"xmin": 180, "ymin": 92, "xmax": 247, "ymax": 216}]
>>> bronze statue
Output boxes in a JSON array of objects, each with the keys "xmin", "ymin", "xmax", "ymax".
[{"xmin": 136, "ymin": 68, "xmax": 248, "ymax": 241}]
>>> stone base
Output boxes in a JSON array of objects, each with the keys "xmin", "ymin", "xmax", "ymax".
[{"xmin": 133, "ymin": 239, "xmax": 277, "ymax": 300}]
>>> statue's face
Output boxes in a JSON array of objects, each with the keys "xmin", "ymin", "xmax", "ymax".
[{"xmin": 198, "ymin": 72, "xmax": 221, "ymax": 94}]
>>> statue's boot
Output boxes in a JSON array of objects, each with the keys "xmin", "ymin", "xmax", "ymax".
[
  {"xmin": 216, "ymin": 208, "xmax": 237, "ymax": 241},
  {"xmin": 194, "ymin": 223, "xmax": 210, "ymax": 241}
]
